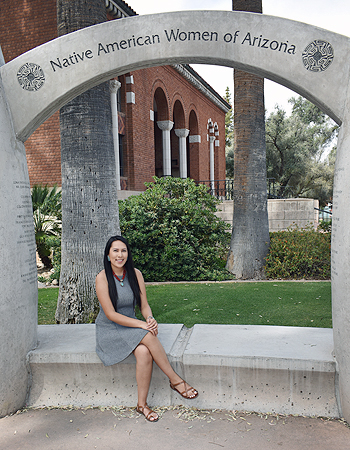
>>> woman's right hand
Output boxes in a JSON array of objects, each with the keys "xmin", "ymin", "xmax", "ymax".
[{"xmin": 141, "ymin": 318, "xmax": 158, "ymax": 336}]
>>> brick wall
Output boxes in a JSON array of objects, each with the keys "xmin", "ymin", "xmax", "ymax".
[
  {"xmin": 0, "ymin": 0, "xmax": 57, "ymax": 62},
  {"xmin": 25, "ymin": 113, "xmax": 62, "ymax": 186},
  {"xmin": 0, "ymin": 0, "xmax": 61, "ymax": 187}
]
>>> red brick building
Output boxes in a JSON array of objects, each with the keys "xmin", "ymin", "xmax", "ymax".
[{"xmin": 0, "ymin": 0, "xmax": 229, "ymax": 191}]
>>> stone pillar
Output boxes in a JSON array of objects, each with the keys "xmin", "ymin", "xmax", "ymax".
[
  {"xmin": 332, "ymin": 90, "xmax": 350, "ymax": 421},
  {"xmin": 0, "ymin": 77, "xmax": 38, "ymax": 417},
  {"xmin": 157, "ymin": 120, "xmax": 174, "ymax": 176},
  {"xmin": 175, "ymin": 128, "xmax": 189, "ymax": 178},
  {"xmin": 110, "ymin": 80, "xmax": 122, "ymax": 190},
  {"xmin": 209, "ymin": 135, "xmax": 216, "ymax": 192}
]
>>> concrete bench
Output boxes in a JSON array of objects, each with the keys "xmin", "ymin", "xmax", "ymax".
[{"xmin": 27, "ymin": 324, "xmax": 340, "ymax": 417}]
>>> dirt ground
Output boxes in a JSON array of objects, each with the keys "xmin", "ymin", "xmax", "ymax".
[{"xmin": 1, "ymin": 406, "xmax": 349, "ymax": 450}]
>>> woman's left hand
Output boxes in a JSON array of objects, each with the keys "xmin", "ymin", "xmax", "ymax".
[{"xmin": 146, "ymin": 317, "xmax": 158, "ymax": 336}]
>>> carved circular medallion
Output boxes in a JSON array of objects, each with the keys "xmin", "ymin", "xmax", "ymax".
[
  {"xmin": 17, "ymin": 63, "xmax": 45, "ymax": 91},
  {"xmin": 302, "ymin": 40, "xmax": 334, "ymax": 72}
]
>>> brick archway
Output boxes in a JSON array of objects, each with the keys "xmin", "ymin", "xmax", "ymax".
[
  {"xmin": 153, "ymin": 86, "xmax": 169, "ymax": 177},
  {"xmin": 188, "ymin": 109, "xmax": 200, "ymax": 181}
]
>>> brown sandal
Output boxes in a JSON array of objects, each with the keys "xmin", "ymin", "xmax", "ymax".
[
  {"xmin": 136, "ymin": 404, "xmax": 159, "ymax": 422},
  {"xmin": 170, "ymin": 380, "xmax": 198, "ymax": 399}
]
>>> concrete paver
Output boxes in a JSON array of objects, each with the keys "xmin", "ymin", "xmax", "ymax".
[{"xmin": 1, "ymin": 406, "xmax": 349, "ymax": 450}]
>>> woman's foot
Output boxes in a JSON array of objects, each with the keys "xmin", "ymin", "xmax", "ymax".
[
  {"xmin": 136, "ymin": 404, "xmax": 159, "ymax": 422},
  {"xmin": 170, "ymin": 380, "xmax": 198, "ymax": 399}
]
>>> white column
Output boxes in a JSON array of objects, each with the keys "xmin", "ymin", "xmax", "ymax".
[
  {"xmin": 175, "ymin": 128, "xmax": 189, "ymax": 178},
  {"xmin": 157, "ymin": 120, "xmax": 174, "ymax": 176},
  {"xmin": 110, "ymin": 80, "xmax": 122, "ymax": 190},
  {"xmin": 209, "ymin": 135, "xmax": 216, "ymax": 192}
]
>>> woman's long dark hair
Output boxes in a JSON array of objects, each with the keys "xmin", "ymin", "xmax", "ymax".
[{"xmin": 104, "ymin": 235, "xmax": 141, "ymax": 311}]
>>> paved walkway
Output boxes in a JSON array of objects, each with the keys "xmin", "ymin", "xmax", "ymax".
[{"xmin": 1, "ymin": 406, "xmax": 349, "ymax": 450}]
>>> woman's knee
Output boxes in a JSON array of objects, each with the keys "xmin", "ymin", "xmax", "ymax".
[
  {"xmin": 134, "ymin": 344, "xmax": 153, "ymax": 364},
  {"xmin": 141, "ymin": 331, "xmax": 159, "ymax": 347}
]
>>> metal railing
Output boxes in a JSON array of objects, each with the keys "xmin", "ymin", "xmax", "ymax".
[
  {"xmin": 267, "ymin": 179, "xmax": 296, "ymax": 199},
  {"xmin": 197, "ymin": 178, "xmax": 279, "ymax": 200},
  {"xmin": 196, "ymin": 179, "xmax": 234, "ymax": 200},
  {"xmin": 315, "ymin": 206, "xmax": 332, "ymax": 222}
]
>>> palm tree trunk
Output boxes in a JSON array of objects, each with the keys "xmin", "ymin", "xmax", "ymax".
[
  {"xmin": 56, "ymin": 0, "xmax": 120, "ymax": 323},
  {"xmin": 226, "ymin": 0, "xmax": 270, "ymax": 279}
]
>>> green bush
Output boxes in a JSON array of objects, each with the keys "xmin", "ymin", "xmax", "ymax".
[
  {"xmin": 265, "ymin": 225, "xmax": 331, "ymax": 279},
  {"xmin": 46, "ymin": 235, "xmax": 61, "ymax": 282},
  {"xmin": 31, "ymin": 184, "xmax": 62, "ymax": 268},
  {"xmin": 318, "ymin": 219, "xmax": 332, "ymax": 233},
  {"xmin": 119, "ymin": 177, "xmax": 231, "ymax": 282}
]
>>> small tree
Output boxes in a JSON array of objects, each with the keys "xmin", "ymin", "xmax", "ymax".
[
  {"xmin": 31, "ymin": 184, "xmax": 61, "ymax": 268},
  {"xmin": 224, "ymin": 87, "xmax": 234, "ymax": 178},
  {"xmin": 119, "ymin": 177, "xmax": 231, "ymax": 282}
]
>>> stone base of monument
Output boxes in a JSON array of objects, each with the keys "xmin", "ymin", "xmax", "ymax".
[{"xmin": 27, "ymin": 324, "xmax": 340, "ymax": 418}]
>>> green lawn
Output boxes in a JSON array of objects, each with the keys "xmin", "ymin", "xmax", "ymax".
[
  {"xmin": 146, "ymin": 281, "xmax": 332, "ymax": 328},
  {"xmin": 38, "ymin": 281, "xmax": 332, "ymax": 328},
  {"xmin": 38, "ymin": 288, "xmax": 59, "ymax": 324}
]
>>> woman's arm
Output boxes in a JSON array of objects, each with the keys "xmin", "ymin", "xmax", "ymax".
[
  {"xmin": 136, "ymin": 269, "xmax": 158, "ymax": 336},
  {"xmin": 96, "ymin": 270, "xmax": 148, "ymax": 330}
]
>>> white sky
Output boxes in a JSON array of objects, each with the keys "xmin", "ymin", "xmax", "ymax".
[{"xmin": 125, "ymin": 0, "xmax": 350, "ymax": 114}]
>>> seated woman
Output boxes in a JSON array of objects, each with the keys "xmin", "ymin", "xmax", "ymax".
[{"xmin": 95, "ymin": 235, "xmax": 198, "ymax": 422}]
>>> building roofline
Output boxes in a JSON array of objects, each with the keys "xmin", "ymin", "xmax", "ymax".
[
  {"xmin": 176, "ymin": 64, "xmax": 231, "ymax": 113},
  {"xmin": 105, "ymin": 0, "xmax": 137, "ymax": 18},
  {"xmin": 106, "ymin": 1, "xmax": 231, "ymax": 113}
]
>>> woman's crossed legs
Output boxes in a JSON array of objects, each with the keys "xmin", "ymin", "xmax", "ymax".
[{"xmin": 133, "ymin": 333, "xmax": 198, "ymax": 421}]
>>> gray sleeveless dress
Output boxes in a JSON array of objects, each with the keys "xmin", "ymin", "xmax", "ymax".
[{"xmin": 95, "ymin": 272, "xmax": 149, "ymax": 366}]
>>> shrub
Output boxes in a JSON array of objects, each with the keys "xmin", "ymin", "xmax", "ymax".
[
  {"xmin": 119, "ymin": 177, "xmax": 231, "ymax": 282},
  {"xmin": 264, "ymin": 225, "xmax": 331, "ymax": 279},
  {"xmin": 318, "ymin": 219, "xmax": 332, "ymax": 233},
  {"xmin": 32, "ymin": 184, "xmax": 62, "ymax": 268},
  {"xmin": 46, "ymin": 235, "xmax": 61, "ymax": 282}
]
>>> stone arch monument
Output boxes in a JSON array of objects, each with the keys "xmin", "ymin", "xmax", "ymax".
[{"xmin": 1, "ymin": 11, "xmax": 349, "ymax": 420}]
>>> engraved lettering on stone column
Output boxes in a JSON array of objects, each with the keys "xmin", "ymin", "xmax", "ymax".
[{"xmin": 13, "ymin": 180, "xmax": 37, "ymax": 283}]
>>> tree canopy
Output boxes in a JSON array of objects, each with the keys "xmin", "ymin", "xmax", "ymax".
[{"xmin": 265, "ymin": 96, "xmax": 338, "ymax": 205}]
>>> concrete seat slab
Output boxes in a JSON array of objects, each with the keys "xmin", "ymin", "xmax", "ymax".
[
  {"xmin": 183, "ymin": 325, "xmax": 339, "ymax": 417},
  {"xmin": 30, "ymin": 323, "xmax": 183, "ymax": 364},
  {"xmin": 27, "ymin": 324, "xmax": 185, "ymax": 408},
  {"xmin": 184, "ymin": 324, "xmax": 335, "ymax": 368},
  {"xmin": 27, "ymin": 324, "xmax": 341, "ymax": 418}
]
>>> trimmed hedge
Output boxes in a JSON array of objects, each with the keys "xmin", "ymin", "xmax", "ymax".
[{"xmin": 265, "ymin": 226, "xmax": 331, "ymax": 279}]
